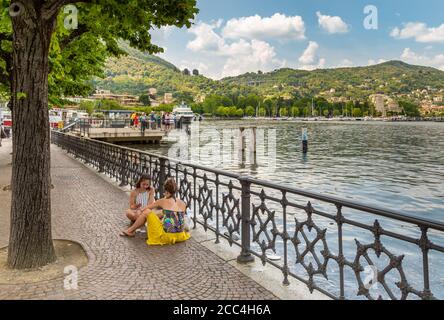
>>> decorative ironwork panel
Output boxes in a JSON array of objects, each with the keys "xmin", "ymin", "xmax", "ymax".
[
  {"xmin": 251, "ymin": 189, "xmax": 280, "ymax": 265},
  {"xmin": 220, "ymin": 181, "xmax": 241, "ymax": 245}
]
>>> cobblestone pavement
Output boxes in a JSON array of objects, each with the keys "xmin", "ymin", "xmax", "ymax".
[{"xmin": 0, "ymin": 139, "xmax": 277, "ymax": 300}]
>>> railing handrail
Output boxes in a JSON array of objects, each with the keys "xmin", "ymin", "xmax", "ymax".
[
  {"xmin": 60, "ymin": 118, "xmax": 80, "ymax": 133},
  {"xmin": 52, "ymin": 130, "xmax": 444, "ymax": 232},
  {"xmin": 245, "ymin": 176, "xmax": 444, "ymax": 232}
]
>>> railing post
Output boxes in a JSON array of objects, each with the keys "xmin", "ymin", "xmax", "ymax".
[
  {"xmin": 119, "ymin": 149, "xmax": 128, "ymax": 187},
  {"xmin": 158, "ymin": 157, "xmax": 167, "ymax": 196},
  {"xmin": 98, "ymin": 144, "xmax": 105, "ymax": 173},
  {"xmin": 237, "ymin": 176, "xmax": 254, "ymax": 264}
]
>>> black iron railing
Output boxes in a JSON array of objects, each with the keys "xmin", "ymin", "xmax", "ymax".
[{"xmin": 51, "ymin": 131, "xmax": 444, "ymax": 300}]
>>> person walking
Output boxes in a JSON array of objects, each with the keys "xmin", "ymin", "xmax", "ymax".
[
  {"xmin": 165, "ymin": 112, "xmax": 171, "ymax": 131},
  {"xmin": 140, "ymin": 113, "xmax": 147, "ymax": 135},
  {"xmin": 130, "ymin": 112, "xmax": 136, "ymax": 127},
  {"xmin": 161, "ymin": 112, "xmax": 166, "ymax": 131},
  {"xmin": 150, "ymin": 111, "xmax": 156, "ymax": 130},
  {"xmin": 156, "ymin": 113, "xmax": 161, "ymax": 130},
  {"xmin": 134, "ymin": 113, "xmax": 139, "ymax": 129}
]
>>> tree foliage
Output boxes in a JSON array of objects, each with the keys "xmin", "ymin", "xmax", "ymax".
[{"xmin": 0, "ymin": 0, "xmax": 199, "ymax": 101}]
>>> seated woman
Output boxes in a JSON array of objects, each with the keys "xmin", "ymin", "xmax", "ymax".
[
  {"xmin": 120, "ymin": 178, "xmax": 191, "ymax": 245},
  {"xmin": 126, "ymin": 174, "xmax": 155, "ymax": 223}
]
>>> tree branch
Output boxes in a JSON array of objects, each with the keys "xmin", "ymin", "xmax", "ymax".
[
  {"xmin": 43, "ymin": 0, "xmax": 93, "ymax": 20},
  {"xmin": 59, "ymin": 23, "xmax": 88, "ymax": 50}
]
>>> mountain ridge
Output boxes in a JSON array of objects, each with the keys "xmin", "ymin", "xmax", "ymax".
[{"xmin": 94, "ymin": 47, "xmax": 444, "ymax": 101}]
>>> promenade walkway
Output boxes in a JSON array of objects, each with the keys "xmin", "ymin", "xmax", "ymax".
[{"xmin": 0, "ymin": 139, "xmax": 276, "ymax": 300}]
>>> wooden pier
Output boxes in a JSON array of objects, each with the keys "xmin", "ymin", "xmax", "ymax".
[{"xmin": 72, "ymin": 128, "xmax": 166, "ymax": 144}]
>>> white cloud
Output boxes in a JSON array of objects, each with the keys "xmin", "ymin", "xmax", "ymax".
[
  {"xmin": 222, "ymin": 13, "xmax": 305, "ymax": 40},
  {"xmin": 337, "ymin": 59, "xmax": 354, "ymax": 67},
  {"xmin": 150, "ymin": 26, "xmax": 175, "ymax": 53},
  {"xmin": 221, "ymin": 40, "xmax": 284, "ymax": 78},
  {"xmin": 298, "ymin": 41, "xmax": 325, "ymax": 70},
  {"xmin": 391, "ymin": 22, "xmax": 444, "ymax": 43},
  {"xmin": 401, "ymin": 48, "xmax": 444, "ymax": 70},
  {"xmin": 299, "ymin": 41, "xmax": 318, "ymax": 65},
  {"xmin": 368, "ymin": 58, "xmax": 387, "ymax": 66},
  {"xmin": 316, "ymin": 12, "xmax": 349, "ymax": 34},
  {"xmin": 187, "ymin": 22, "xmax": 225, "ymax": 52},
  {"xmin": 186, "ymin": 20, "xmax": 285, "ymax": 78}
]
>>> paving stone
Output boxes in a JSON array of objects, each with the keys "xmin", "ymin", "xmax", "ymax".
[{"xmin": 0, "ymin": 143, "xmax": 277, "ymax": 300}]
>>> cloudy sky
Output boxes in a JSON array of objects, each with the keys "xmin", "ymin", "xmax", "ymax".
[{"xmin": 150, "ymin": 0, "xmax": 444, "ymax": 79}]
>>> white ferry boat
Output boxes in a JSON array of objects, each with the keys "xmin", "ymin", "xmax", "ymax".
[{"xmin": 172, "ymin": 102, "xmax": 194, "ymax": 124}]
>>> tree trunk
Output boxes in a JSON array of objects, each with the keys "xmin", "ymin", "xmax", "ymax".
[{"xmin": 7, "ymin": 2, "xmax": 57, "ymax": 269}]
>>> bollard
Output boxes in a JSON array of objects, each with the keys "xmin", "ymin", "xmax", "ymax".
[{"xmin": 302, "ymin": 128, "xmax": 308, "ymax": 153}]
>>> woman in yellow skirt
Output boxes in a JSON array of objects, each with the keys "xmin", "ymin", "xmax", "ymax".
[{"xmin": 120, "ymin": 178, "xmax": 190, "ymax": 245}]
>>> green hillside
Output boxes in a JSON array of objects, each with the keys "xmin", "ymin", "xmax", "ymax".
[
  {"xmin": 93, "ymin": 42, "xmax": 242, "ymax": 101},
  {"xmin": 221, "ymin": 61, "xmax": 444, "ymax": 98},
  {"xmin": 94, "ymin": 45, "xmax": 444, "ymax": 102}
]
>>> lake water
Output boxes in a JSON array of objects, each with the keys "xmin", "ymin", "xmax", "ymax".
[
  {"xmin": 132, "ymin": 120, "xmax": 444, "ymax": 299},
  {"xmin": 137, "ymin": 120, "xmax": 444, "ymax": 221}
]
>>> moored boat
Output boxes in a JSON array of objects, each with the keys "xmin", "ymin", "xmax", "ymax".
[{"xmin": 172, "ymin": 101, "xmax": 194, "ymax": 124}]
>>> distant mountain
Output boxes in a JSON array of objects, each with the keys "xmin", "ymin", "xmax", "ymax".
[
  {"xmin": 94, "ymin": 45, "xmax": 444, "ymax": 102},
  {"xmin": 220, "ymin": 60, "xmax": 444, "ymax": 99}
]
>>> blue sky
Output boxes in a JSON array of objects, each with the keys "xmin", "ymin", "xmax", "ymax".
[{"xmin": 151, "ymin": 0, "xmax": 444, "ymax": 79}]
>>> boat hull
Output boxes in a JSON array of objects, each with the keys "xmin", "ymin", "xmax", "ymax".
[{"xmin": 176, "ymin": 116, "xmax": 194, "ymax": 124}]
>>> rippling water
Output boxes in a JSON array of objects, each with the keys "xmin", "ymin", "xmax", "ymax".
[
  {"xmin": 132, "ymin": 120, "xmax": 444, "ymax": 299},
  {"xmin": 136, "ymin": 120, "xmax": 444, "ymax": 221}
]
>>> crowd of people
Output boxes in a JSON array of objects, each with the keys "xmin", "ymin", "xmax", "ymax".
[
  {"xmin": 129, "ymin": 111, "xmax": 176, "ymax": 132},
  {"xmin": 120, "ymin": 175, "xmax": 191, "ymax": 246}
]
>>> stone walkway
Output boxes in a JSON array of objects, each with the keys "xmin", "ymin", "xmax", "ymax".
[{"xmin": 0, "ymin": 138, "xmax": 276, "ymax": 300}]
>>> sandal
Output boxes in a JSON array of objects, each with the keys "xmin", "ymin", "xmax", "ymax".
[{"xmin": 119, "ymin": 230, "xmax": 135, "ymax": 238}]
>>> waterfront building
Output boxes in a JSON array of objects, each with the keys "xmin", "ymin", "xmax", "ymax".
[
  {"xmin": 369, "ymin": 94, "xmax": 402, "ymax": 116},
  {"xmin": 163, "ymin": 93, "xmax": 174, "ymax": 104},
  {"xmin": 92, "ymin": 91, "xmax": 140, "ymax": 106},
  {"xmin": 65, "ymin": 90, "xmax": 140, "ymax": 106},
  {"xmin": 370, "ymin": 94, "xmax": 387, "ymax": 116},
  {"xmin": 387, "ymin": 100, "xmax": 402, "ymax": 113},
  {"xmin": 148, "ymin": 88, "xmax": 157, "ymax": 96},
  {"xmin": 421, "ymin": 102, "xmax": 444, "ymax": 115}
]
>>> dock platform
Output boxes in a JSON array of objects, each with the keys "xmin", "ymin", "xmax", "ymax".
[{"xmin": 72, "ymin": 128, "xmax": 166, "ymax": 144}]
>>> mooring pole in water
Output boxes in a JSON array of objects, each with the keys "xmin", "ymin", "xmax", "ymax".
[
  {"xmin": 239, "ymin": 127, "xmax": 257, "ymax": 154},
  {"xmin": 302, "ymin": 127, "xmax": 308, "ymax": 153},
  {"xmin": 252, "ymin": 127, "xmax": 257, "ymax": 154},
  {"xmin": 239, "ymin": 127, "xmax": 246, "ymax": 153}
]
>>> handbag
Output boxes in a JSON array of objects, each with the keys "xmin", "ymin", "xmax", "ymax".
[
  {"xmin": 183, "ymin": 209, "xmax": 192, "ymax": 232},
  {"xmin": 162, "ymin": 210, "xmax": 185, "ymax": 233}
]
